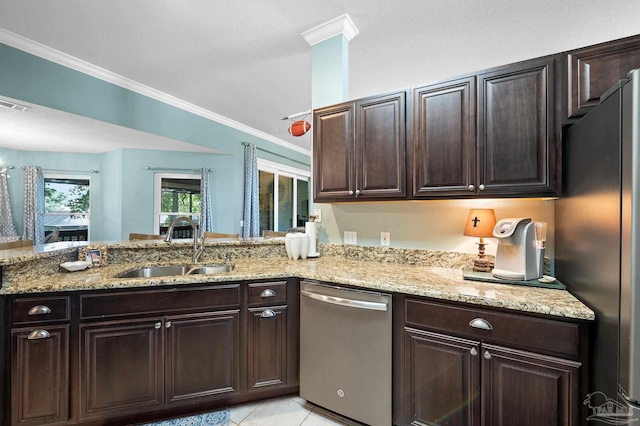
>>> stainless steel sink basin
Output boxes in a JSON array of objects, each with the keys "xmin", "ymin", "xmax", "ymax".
[
  {"xmin": 116, "ymin": 264, "xmax": 234, "ymax": 278},
  {"xmin": 187, "ymin": 265, "xmax": 234, "ymax": 275}
]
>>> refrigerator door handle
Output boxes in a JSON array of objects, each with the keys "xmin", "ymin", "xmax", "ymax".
[{"xmin": 300, "ymin": 289, "xmax": 388, "ymax": 312}]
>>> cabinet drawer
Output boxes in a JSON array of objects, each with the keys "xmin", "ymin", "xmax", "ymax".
[
  {"xmin": 248, "ymin": 281, "xmax": 287, "ymax": 307},
  {"xmin": 80, "ymin": 284, "xmax": 240, "ymax": 320},
  {"xmin": 12, "ymin": 296, "xmax": 70, "ymax": 325},
  {"xmin": 405, "ymin": 298, "xmax": 580, "ymax": 358}
]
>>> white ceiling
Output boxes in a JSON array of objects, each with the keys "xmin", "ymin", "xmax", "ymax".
[{"xmin": 1, "ymin": 0, "xmax": 640, "ymax": 155}]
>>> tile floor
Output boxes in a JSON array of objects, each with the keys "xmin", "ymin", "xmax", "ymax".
[{"xmin": 227, "ymin": 395, "xmax": 366, "ymax": 426}]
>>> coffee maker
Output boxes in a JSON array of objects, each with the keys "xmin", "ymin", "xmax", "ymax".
[{"xmin": 491, "ymin": 217, "xmax": 546, "ymax": 281}]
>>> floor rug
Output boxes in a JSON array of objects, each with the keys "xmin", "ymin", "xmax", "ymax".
[{"xmin": 140, "ymin": 409, "xmax": 230, "ymax": 426}]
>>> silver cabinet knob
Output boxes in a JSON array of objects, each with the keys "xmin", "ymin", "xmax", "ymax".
[
  {"xmin": 479, "ymin": 184, "xmax": 486, "ymax": 191},
  {"xmin": 28, "ymin": 305, "xmax": 52, "ymax": 315},
  {"xmin": 154, "ymin": 322, "xmax": 162, "ymax": 329},
  {"xmin": 348, "ymin": 190, "xmax": 354, "ymax": 195},
  {"xmin": 470, "ymin": 347, "xmax": 478, "ymax": 356},
  {"xmin": 28, "ymin": 330, "xmax": 51, "ymax": 340},
  {"xmin": 165, "ymin": 321, "xmax": 172, "ymax": 328},
  {"xmin": 355, "ymin": 189, "xmax": 361, "ymax": 195},
  {"xmin": 469, "ymin": 318, "xmax": 493, "ymax": 331},
  {"xmin": 260, "ymin": 309, "xmax": 277, "ymax": 318},
  {"xmin": 468, "ymin": 184, "xmax": 475, "ymax": 191},
  {"xmin": 261, "ymin": 289, "xmax": 276, "ymax": 298},
  {"xmin": 484, "ymin": 350, "xmax": 492, "ymax": 360}
]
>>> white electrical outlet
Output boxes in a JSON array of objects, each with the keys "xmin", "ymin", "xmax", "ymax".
[
  {"xmin": 344, "ymin": 231, "xmax": 357, "ymax": 245},
  {"xmin": 313, "ymin": 208, "xmax": 322, "ymax": 223},
  {"xmin": 381, "ymin": 232, "xmax": 390, "ymax": 246}
]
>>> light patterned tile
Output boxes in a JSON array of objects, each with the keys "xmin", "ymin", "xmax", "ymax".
[
  {"xmin": 309, "ymin": 405, "xmax": 366, "ymax": 426},
  {"xmin": 239, "ymin": 397, "xmax": 312, "ymax": 426},
  {"xmin": 228, "ymin": 401, "xmax": 261, "ymax": 424},
  {"xmin": 301, "ymin": 410, "xmax": 347, "ymax": 426}
]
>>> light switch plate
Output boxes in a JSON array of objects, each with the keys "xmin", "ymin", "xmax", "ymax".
[
  {"xmin": 381, "ymin": 232, "xmax": 390, "ymax": 246},
  {"xmin": 344, "ymin": 231, "xmax": 357, "ymax": 245},
  {"xmin": 313, "ymin": 208, "xmax": 322, "ymax": 223}
]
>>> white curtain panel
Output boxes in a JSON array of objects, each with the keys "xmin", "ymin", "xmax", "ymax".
[
  {"xmin": 0, "ymin": 170, "xmax": 18, "ymax": 238},
  {"xmin": 200, "ymin": 167, "xmax": 213, "ymax": 235},
  {"xmin": 22, "ymin": 166, "xmax": 44, "ymax": 244},
  {"xmin": 242, "ymin": 143, "xmax": 259, "ymax": 238}
]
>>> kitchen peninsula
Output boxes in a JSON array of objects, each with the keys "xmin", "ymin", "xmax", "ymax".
[{"xmin": 0, "ymin": 240, "xmax": 592, "ymax": 426}]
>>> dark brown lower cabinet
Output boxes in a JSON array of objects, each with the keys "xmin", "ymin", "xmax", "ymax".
[
  {"xmin": 481, "ymin": 344, "xmax": 581, "ymax": 426},
  {"xmin": 404, "ymin": 328, "xmax": 581, "ymax": 426},
  {"xmin": 404, "ymin": 329, "xmax": 480, "ymax": 426},
  {"xmin": 165, "ymin": 312, "xmax": 240, "ymax": 404},
  {"xmin": 79, "ymin": 318, "xmax": 164, "ymax": 420},
  {"xmin": 247, "ymin": 306, "xmax": 288, "ymax": 391},
  {"xmin": 79, "ymin": 312, "xmax": 240, "ymax": 420},
  {"xmin": 11, "ymin": 325, "xmax": 69, "ymax": 426}
]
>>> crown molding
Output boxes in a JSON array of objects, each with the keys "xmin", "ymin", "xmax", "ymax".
[
  {"xmin": 0, "ymin": 28, "xmax": 311, "ymax": 156},
  {"xmin": 302, "ymin": 13, "xmax": 359, "ymax": 46}
]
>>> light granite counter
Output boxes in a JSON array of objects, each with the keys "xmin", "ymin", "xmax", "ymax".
[{"xmin": 0, "ymin": 241, "xmax": 595, "ymax": 321}]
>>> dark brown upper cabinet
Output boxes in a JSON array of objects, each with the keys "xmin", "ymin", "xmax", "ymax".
[
  {"xmin": 412, "ymin": 57, "xmax": 558, "ymax": 199},
  {"xmin": 411, "ymin": 77, "xmax": 476, "ymax": 198},
  {"xmin": 477, "ymin": 56, "xmax": 558, "ymax": 197},
  {"xmin": 313, "ymin": 91, "xmax": 407, "ymax": 202},
  {"xmin": 567, "ymin": 34, "xmax": 640, "ymax": 119}
]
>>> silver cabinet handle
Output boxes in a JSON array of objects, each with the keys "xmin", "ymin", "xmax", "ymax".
[
  {"xmin": 468, "ymin": 184, "xmax": 475, "ymax": 191},
  {"xmin": 28, "ymin": 305, "xmax": 52, "ymax": 315},
  {"xmin": 28, "ymin": 330, "xmax": 51, "ymax": 340},
  {"xmin": 479, "ymin": 184, "xmax": 486, "ymax": 191},
  {"xmin": 469, "ymin": 318, "xmax": 493, "ymax": 330},
  {"xmin": 261, "ymin": 289, "xmax": 276, "ymax": 298},
  {"xmin": 260, "ymin": 309, "xmax": 276, "ymax": 318},
  {"xmin": 470, "ymin": 347, "xmax": 478, "ymax": 356},
  {"xmin": 348, "ymin": 190, "xmax": 354, "ymax": 195},
  {"xmin": 154, "ymin": 322, "xmax": 162, "ymax": 329},
  {"xmin": 355, "ymin": 189, "xmax": 361, "ymax": 195},
  {"xmin": 484, "ymin": 350, "xmax": 492, "ymax": 360},
  {"xmin": 165, "ymin": 321, "xmax": 172, "ymax": 328}
]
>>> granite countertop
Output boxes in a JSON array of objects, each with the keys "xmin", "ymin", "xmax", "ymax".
[{"xmin": 2, "ymin": 255, "xmax": 595, "ymax": 321}]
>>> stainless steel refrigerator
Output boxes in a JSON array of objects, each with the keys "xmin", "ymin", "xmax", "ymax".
[{"xmin": 556, "ymin": 67, "xmax": 640, "ymax": 409}]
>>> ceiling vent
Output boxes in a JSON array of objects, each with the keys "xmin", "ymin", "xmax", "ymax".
[{"xmin": 0, "ymin": 99, "xmax": 30, "ymax": 112}]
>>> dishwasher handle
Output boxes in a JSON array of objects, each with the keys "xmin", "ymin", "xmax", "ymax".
[{"xmin": 301, "ymin": 288, "xmax": 388, "ymax": 311}]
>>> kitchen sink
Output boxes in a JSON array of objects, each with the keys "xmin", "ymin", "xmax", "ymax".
[{"xmin": 116, "ymin": 264, "xmax": 234, "ymax": 278}]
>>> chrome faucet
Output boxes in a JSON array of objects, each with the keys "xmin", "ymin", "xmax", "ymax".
[{"xmin": 163, "ymin": 216, "xmax": 205, "ymax": 263}]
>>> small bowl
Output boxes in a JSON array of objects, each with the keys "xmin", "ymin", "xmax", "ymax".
[{"xmin": 60, "ymin": 260, "xmax": 92, "ymax": 272}]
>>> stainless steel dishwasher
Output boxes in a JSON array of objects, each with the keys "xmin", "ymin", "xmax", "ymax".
[{"xmin": 299, "ymin": 280, "xmax": 392, "ymax": 426}]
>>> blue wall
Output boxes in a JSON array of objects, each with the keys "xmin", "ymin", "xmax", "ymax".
[{"xmin": 0, "ymin": 43, "xmax": 310, "ymax": 241}]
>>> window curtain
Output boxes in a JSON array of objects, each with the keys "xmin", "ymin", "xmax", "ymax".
[
  {"xmin": 200, "ymin": 167, "xmax": 213, "ymax": 235},
  {"xmin": 242, "ymin": 143, "xmax": 259, "ymax": 238},
  {"xmin": 0, "ymin": 169, "xmax": 19, "ymax": 239},
  {"xmin": 23, "ymin": 166, "xmax": 44, "ymax": 244}
]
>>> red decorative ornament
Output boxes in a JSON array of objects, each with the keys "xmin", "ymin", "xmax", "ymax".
[{"xmin": 287, "ymin": 120, "xmax": 311, "ymax": 137}]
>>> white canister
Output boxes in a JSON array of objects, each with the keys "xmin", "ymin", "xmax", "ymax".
[{"xmin": 286, "ymin": 233, "xmax": 301, "ymax": 260}]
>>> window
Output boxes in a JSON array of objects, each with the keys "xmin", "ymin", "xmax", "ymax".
[
  {"xmin": 154, "ymin": 174, "xmax": 201, "ymax": 238},
  {"xmin": 258, "ymin": 159, "xmax": 310, "ymax": 234},
  {"xmin": 44, "ymin": 175, "xmax": 90, "ymax": 241}
]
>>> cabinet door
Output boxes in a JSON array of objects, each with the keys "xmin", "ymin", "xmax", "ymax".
[
  {"xmin": 247, "ymin": 306, "xmax": 287, "ymax": 392},
  {"xmin": 79, "ymin": 319, "xmax": 163, "ymax": 419},
  {"xmin": 313, "ymin": 102, "xmax": 356, "ymax": 202},
  {"xmin": 355, "ymin": 91, "xmax": 407, "ymax": 199},
  {"xmin": 11, "ymin": 325, "xmax": 69, "ymax": 426},
  {"xmin": 478, "ymin": 57, "xmax": 556, "ymax": 196},
  {"xmin": 405, "ymin": 328, "xmax": 480, "ymax": 426},
  {"xmin": 481, "ymin": 344, "xmax": 581, "ymax": 426},
  {"xmin": 165, "ymin": 311, "xmax": 240, "ymax": 404},
  {"xmin": 568, "ymin": 35, "xmax": 640, "ymax": 118},
  {"xmin": 412, "ymin": 78, "xmax": 476, "ymax": 198}
]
